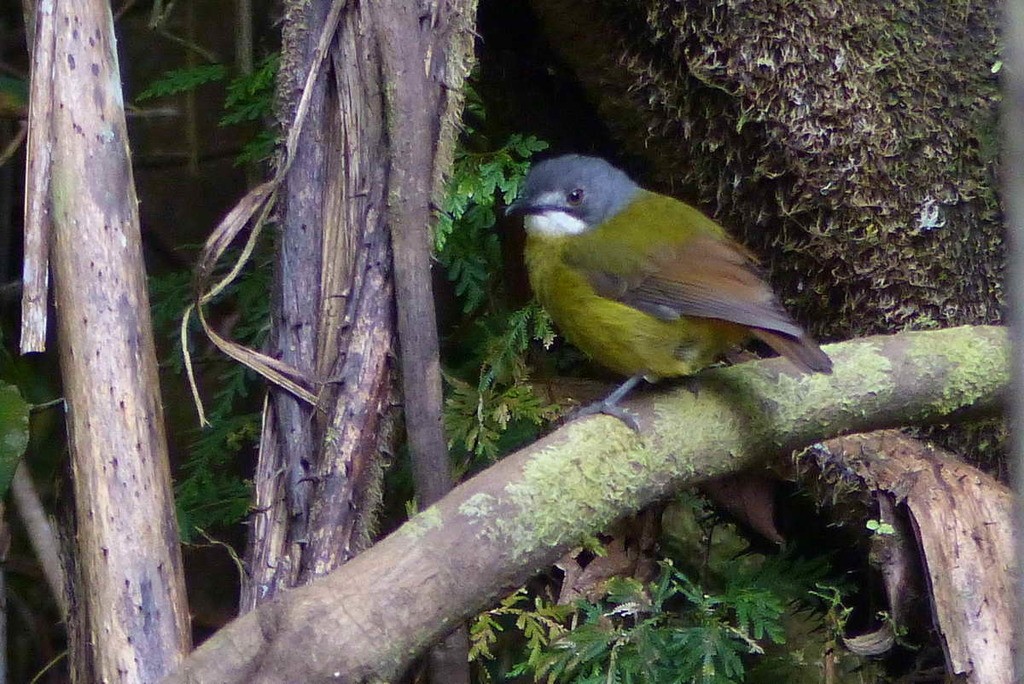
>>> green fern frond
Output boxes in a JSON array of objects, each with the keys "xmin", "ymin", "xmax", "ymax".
[
  {"xmin": 220, "ymin": 54, "xmax": 279, "ymax": 126},
  {"xmin": 136, "ymin": 64, "xmax": 228, "ymax": 101}
]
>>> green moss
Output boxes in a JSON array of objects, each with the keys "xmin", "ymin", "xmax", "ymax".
[
  {"xmin": 398, "ymin": 505, "xmax": 443, "ymax": 540},
  {"xmin": 833, "ymin": 340, "xmax": 898, "ymax": 404},
  {"xmin": 650, "ymin": 339, "xmax": 893, "ymax": 457},
  {"xmin": 655, "ymin": 392, "xmax": 734, "ymax": 454},
  {"xmin": 496, "ymin": 420, "xmax": 653, "ymax": 558},
  {"xmin": 324, "ymin": 425, "xmax": 341, "ymax": 449},
  {"xmin": 458, "ymin": 492, "xmax": 499, "ymax": 519},
  {"xmin": 905, "ymin": 326, "xmax": 1009, "ymax": 415}
]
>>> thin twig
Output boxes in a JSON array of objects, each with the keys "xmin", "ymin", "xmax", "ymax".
[
  {"xmin": 235, "ymin": 0, "xmax": 254, "ymax": 76},
  {"xmin": 20, "ymin": 0, "xmax": 57, "ymax": 353},
  {"xmin": 11, "ymin": 464, "xmax": 67, "ymax": 619},
  {"xmin": 0, "ymin": 122, "xmax": 27, "ymax": 167},
  {"xmin": 27, "ymin": 650, "xmax": 67, "ymax": 684}
]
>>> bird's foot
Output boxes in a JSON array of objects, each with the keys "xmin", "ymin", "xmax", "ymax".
[
  {"xmin": 566, "ymin": 373, "xmax": 646, "ymax": 431},
  {"xmin": 570, "ymin": 400, "xmax": 641, "ymax": 432}
]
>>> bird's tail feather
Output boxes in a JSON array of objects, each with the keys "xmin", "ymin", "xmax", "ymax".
[{"xmin": 751, "ymin": 329, "xmax": 833, "ymax": 374}]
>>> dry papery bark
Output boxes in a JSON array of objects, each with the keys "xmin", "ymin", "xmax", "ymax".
[
  {"xmin": 803, "ymin": 431, "xmax": 1015, "ymax": 684},
  {"xmin": 192, "ymin": 1, "xmax": 478, "ymax": 682}
]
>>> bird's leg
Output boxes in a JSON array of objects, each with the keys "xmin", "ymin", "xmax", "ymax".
[{"xmin": 571, "ymin": 373, "xmax": 645, "ymax": 431}]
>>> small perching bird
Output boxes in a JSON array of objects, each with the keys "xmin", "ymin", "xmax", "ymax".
[{"xmin": 506, "ymin": 154, "xmax": 832, "ymax": 427}]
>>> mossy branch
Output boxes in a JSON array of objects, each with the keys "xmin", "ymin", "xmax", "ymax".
[{"xmin": 163, "ymin": 325, "xmax": 1007, "ymax": 684}]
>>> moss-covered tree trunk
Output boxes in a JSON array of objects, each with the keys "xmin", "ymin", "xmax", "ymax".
[{"xmin": 527, "ymin": 0, "xmax": 1002, "ymax": 339}]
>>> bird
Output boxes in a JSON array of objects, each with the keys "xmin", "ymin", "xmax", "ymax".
[{"xmin": 505, "ymin": 154, "xmax": 832, "ymax": 428}]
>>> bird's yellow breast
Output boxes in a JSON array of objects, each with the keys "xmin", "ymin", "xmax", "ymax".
[{"xmin": 524, "ymin": 229, "xmax": 745, "ymax": 378}]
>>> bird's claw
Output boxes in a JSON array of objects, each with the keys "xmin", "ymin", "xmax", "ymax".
[{"xmin": 571, "ymin": 400, "xmax": 641, "ymax": 432}]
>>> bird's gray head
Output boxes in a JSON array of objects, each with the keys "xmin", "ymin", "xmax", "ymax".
[{"xmin": 506, "ymin": 155, "xmax": 640, "ymax": 237}]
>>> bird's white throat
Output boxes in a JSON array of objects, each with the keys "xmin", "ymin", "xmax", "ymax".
[{"xmin": 524, "ymin": 211, "xmax": 590, "ymax": 237}]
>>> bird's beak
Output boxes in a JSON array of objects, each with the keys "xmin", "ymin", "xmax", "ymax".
[{"xmin": 505, "ymin": 197, "xmax": 530, "ymax": 217}]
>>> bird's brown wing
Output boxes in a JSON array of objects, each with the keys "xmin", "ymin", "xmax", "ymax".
[{"xmin": 572, "ymin": 234, "xmax": 832, "ymax": 373}]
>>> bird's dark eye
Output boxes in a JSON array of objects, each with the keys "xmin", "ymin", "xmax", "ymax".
[{"xmin": 567, "ymin": 188, "xmax": 584, "ymax": 206}]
